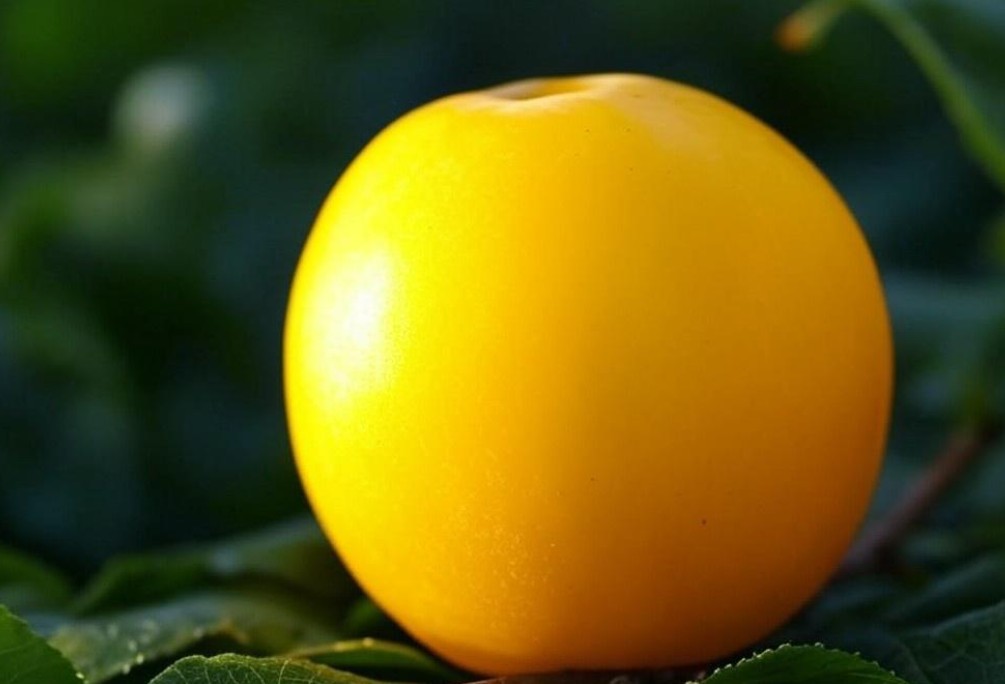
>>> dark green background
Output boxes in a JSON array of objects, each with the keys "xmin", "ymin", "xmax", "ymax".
[{"xmin": 1, "ymin": 0, "xmax": 1002, "ymax": 574}]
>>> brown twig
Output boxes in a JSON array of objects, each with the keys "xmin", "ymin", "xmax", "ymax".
[{"xmin": 840, "ymin": 421, "xmax": 1002, "ymax": 577}]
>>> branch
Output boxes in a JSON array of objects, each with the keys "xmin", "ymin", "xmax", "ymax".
[{"xmin": 840, "ymin": 421, "xmax": 1002, "ymax": 577}]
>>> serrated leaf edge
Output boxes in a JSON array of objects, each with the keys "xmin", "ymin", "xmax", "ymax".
[{"xmin": 697, "ymin": 642, "xmax": 907, "ymax": 683}]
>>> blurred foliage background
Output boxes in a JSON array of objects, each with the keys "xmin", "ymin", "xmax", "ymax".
[{"xmin": 1, "ymin": 0, "xmax": 1003, "ymax": 577}]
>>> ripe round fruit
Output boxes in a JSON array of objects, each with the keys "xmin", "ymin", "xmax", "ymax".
[{"xmin": 284, "ymin": 74, "xmax": 892, "ymax": 675}]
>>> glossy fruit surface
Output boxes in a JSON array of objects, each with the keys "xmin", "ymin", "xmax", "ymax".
[{"xmin": 284, "ymin": 73, "xmax": 892, "ymax": 675}]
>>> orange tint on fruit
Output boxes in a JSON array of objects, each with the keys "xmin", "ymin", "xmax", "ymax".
[{"xmin": 284, "ymin": 74, "xmax": 892, "ymax": 675}]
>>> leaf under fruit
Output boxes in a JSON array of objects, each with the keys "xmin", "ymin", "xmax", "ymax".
[
  {"xmin": 0, "ymin": 604, "xmax": 82, "ymax": 684},
  {"xmin": 148, "ymin": 654, "xmax": 383, "ymax": 684},
  {"xmin": 50, "ymin": 589, "xmax": 339, "ymax": 683}
]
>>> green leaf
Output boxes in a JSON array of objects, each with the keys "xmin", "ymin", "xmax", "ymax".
[
  {"xmin": 50, "ymin": 589, "xmax": 340, "ymax": 683},
  {"xmin": 0, "ymin": 544, "xmax": 73, "ymax": 613},
  {"xmin": 700, "ymin": 644, "xmax": 909, "ymax": 683},
  {"xmin": 884, "ymin": 273, "xmax": 1005, "ymax": 421},
  {"xmin": 884, "ymin": 554, "xmax": 1005, "ymax": 627},
  {"xmin": 879, "ymin": 600, "xmax": 1005, "ymax": 684},
  {"xmin": 149, "ymin": 654, "xmax": 382, "ymax": 684},
  {"xmin": 782, "ymin": 0, "xmax": 1005, "ymax": 194},
  {"xmin": 775, "ymin": 575, "xmax": 908, "ymax": 647},
  {"xmin": 73, "ymin": 518, "xmax": 357, "ymax": 615},
  {"xmin": 339, "ymin": 598, "xmax": 409, "ymax": 642},
  {"xmin": 886, "ymin": 274, "xmax": 1005, "ymax": 358},
  {"xmin": 0, "ymin": 604, "xmax": 82, "ymax": 684},
  {"xmin": 290, "ymin": 638, "xmax": 466, "ymax": 683}
]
